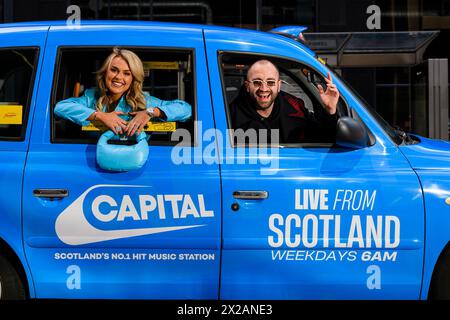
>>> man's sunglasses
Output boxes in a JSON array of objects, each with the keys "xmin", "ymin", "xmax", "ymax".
[{"xmin": 247, "ymin": 79, "xmax": 278, "ymax": 88}]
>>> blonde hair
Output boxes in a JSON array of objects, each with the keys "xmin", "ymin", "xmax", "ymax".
[{"xmin": 95, "ymin": 47, "xmax": 146, "ymax": 112}]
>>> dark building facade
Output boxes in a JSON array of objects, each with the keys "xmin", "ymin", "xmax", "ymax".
[{"xmin": 1, "ymin": 0, "xmax": 449, "ymax": 138}]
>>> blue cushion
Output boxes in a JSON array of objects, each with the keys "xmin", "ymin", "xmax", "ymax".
[{"xmin": 96, "ymin": 130, "xmax": 149, "ymax": 172}]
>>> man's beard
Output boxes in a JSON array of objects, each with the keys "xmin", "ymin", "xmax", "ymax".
[
  {"xmin": 251, "ymin": 95, "xmax": 274, "ymax": 111},
  {"xmin": 255, "ymin": 103, "xmax": 272, "ymax": 110}
]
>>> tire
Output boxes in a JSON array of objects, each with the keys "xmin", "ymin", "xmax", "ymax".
[
  {"xmin": 0, "ymin": 254, "xmax": 25, "ymax": 300},
  {"xmin": 429, "ymin": 249, "xmax": 450, "ymax": 300}
]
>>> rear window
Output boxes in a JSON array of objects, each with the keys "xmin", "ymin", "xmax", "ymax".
[{"xmin": 0, "ymin": 48, "xmax": 38, "ymax": 141}]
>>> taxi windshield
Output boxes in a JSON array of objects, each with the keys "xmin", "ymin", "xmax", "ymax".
[{"xmin": 323, "ymin": 61, "xmax": 404, "ymax": 145}]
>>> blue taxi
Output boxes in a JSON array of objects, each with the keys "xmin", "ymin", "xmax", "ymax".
[{"xmin": 0, "ymin": 20, "xmax": 449, "ymax": 300}]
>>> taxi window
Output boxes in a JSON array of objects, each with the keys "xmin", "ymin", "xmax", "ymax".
[
  {"xmin": 220, "ymin": 53, "xmax": 348, "ymax": 146},
  {"xmin": 51, "ymin": 47, "xmax": 195, "ymax": 146},
  {"xmin": 0, "ymin": 48, "xmax": 38, "ymax": 141}
]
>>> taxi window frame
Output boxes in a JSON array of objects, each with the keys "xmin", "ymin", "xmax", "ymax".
[
  {"xmin": 217, "ymin": 51, "xmax": 351, "ymax": 148},
  {"xmin": 50, "ymin": 45, "xmax": 197, "ymax": 147},
  {"xmin": 0, "ymin": 46, "xmax": 39, "ymax": 142}
]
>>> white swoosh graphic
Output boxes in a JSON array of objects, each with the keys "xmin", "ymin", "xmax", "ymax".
[{"xmin": 55, "ymin": 184, "xmax": 205, "ymax": 245}]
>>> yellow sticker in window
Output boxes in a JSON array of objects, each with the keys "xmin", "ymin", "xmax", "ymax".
[
  {"xmin": 317, "ymin": 56, "xmax": 327, "ymax": 65},
  {"xmin": 81, "ymin": 121, "xmax": 105, "ymax": 131},
  {"xmin": 147, "ymin": 122, "xmax": 176, "ymax": 132},
  {"xmin": 82, "ymin": 121, "xmax": 176, "ymax": 132},
  {"xmin": 0, "ymin": 105, "xmax": 22, "ymax": 124},
  {"xmin": 143, "ymin": 61, "xmax": 179, "ymax": 70}
]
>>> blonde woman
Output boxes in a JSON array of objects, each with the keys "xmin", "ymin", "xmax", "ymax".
[{"xmin": 55, "ymin": 47, "xmax": 191, "ymax": 136}]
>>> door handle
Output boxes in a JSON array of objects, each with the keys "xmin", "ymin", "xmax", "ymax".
[
  {"xmin": 33, "ymin": 189, "xmax": 69, "ymax": 199},
  {"xmin": 233, "ymin": 190, "xmax": 268, "ymax": 200}
]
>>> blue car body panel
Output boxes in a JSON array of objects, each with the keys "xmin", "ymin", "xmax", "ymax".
[
  {"xmin": 0, "ymin": 21, "xmax": 448, "ymax": 300},
  {"xmin": 399, "ymin": 137, "xmax": 450, "ymax": 299}
]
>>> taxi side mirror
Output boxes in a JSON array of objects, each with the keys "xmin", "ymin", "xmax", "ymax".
[{"xmin": 335, "ymin": 116, "xmax": 370, "ymax": 149}]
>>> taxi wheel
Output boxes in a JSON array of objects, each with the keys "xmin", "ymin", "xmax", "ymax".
[
  {"xmin": 0, "ymin": 255, "xmax": 25, "ymax": 300},
  {"xmin": 429, "ymin": 250, "xmax": 450, "ymax": 300}
]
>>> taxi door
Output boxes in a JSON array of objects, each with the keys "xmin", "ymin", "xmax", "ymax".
[
  {"xmin": 23, "ymin": 24, "xmax": 221, "ymax": 299},
  {"xmin": 0, "ymin": 26, "xmax": 47, "ymax": 298},
  {"xmin": 204, "ymin": 28, "xmax": 424, "ymax": 299}
]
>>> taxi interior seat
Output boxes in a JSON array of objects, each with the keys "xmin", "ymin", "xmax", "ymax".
[
  {"xmin": 0, "ymin": 65, "xmax": 32, "ymax": 106},
  {"xmin": 53, "ymin": 64, "xmax": 94, "ymax": 141}
]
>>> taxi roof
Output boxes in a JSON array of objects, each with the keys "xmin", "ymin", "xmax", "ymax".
[{"xmin": 0, "ymin": 20, "xmax": 317, "ymax": 57}]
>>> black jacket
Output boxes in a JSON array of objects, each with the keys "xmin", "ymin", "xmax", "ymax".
[{"xmin": 230, "ymin": 88, "xmax": 338, "ymax": 144}]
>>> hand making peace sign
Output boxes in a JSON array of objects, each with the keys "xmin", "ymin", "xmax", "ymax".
[{"xmin": 316, "ymin": 72, "xmax": 339, "ymax": 115}]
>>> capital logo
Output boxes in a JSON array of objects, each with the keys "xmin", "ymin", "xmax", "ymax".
[{"xmin": 55, "ymin": 184, "xmax": 210, "ymax": 245}]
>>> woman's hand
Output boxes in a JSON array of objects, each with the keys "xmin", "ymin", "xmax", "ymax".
[
  {"xmin": 94, "ymin": 111, "xmax": 128, "ymax": 135},
  {"xmin": 126, "ymin": 110, "xmax": 151, "ymax": 136}
]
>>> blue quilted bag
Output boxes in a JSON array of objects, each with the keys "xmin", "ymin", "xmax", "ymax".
[{"xmin": 96, "ymin": 130, "xmax": 149, "ymax": 172}]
